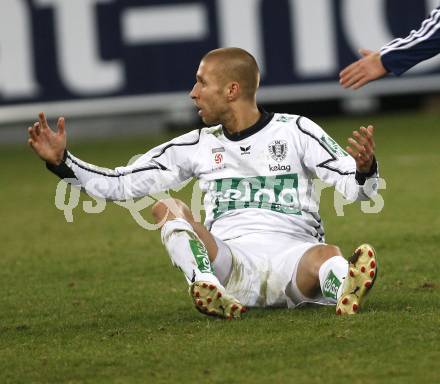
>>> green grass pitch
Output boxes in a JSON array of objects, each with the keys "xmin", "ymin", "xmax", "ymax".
[{"xmin": 1, "ymin": 110, "xmax": 439, "ymax": 383}]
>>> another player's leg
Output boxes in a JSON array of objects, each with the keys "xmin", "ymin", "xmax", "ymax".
[{"xmin": 152, "ymin": 198, "xmax": 245, "ymax": 319}]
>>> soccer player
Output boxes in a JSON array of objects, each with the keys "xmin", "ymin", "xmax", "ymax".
[
  {"xmin": 340, "ymin": 6, "xmax": 440, "ymax": 89},
  {"xmin": 28, "ymin": 48, "xmax": 379, "ymax": 319}
]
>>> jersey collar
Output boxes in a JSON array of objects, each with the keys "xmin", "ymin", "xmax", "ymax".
[{"xmin": 222, "ymin": 108, "xmax": 274, "ymax": 141}]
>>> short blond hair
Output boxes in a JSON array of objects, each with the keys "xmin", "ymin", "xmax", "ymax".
[{"xmin": 202, "ymin": 47, "xmax": 260, "ymax": 100}]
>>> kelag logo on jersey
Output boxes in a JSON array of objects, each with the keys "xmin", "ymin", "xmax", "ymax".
[
  {"xmin": 212, "ymin": 174, "xmax": 301, "ymax": 218},
  {"xmin": 269, "ymin": 164, "xmax": 291, "ymax": 172}
]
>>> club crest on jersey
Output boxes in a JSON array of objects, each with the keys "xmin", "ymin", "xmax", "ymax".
[{"xmin": 268, "ymin": 140, "xmax": 288, "ymax": 162}]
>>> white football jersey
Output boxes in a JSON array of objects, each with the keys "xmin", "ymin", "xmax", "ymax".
[{"xmin": 54, "ymin": 112, "xmax": 379, "ymax": 242}]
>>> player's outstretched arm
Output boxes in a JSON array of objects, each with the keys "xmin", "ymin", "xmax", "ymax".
[
  {"xmin": 28, "ymin": 112, "xmax": 67, "ymax": 165},
  {"xmin": 346, "ymin": 125, "xmax": 375, "ymax": 174},
  {"xmin": 339, "ymin": 49, "xmax": 388, "ymax": 90}
]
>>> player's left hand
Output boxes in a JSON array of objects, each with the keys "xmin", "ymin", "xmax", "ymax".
[{"xmin": 346, "ymin": 125, "xmax": 375, "ymax": 173}]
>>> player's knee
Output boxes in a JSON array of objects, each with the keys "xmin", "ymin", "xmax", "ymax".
[
  {"xmin": 313, "ymin": 244, "xmax": 342, "ymax": 275},
  {"xmin": 322, "ymin": 244, "xmax": 342, "ymax": 259},
  {"xmin": 151, "ymin": 198, "xmax": 194, "ymax": 224},
  {"xmin": 303, "ymin": 244, "xmax": 342, "ymax": 275}
]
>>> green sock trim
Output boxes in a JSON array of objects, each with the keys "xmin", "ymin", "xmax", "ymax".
[
  {"xmin": 189, "ymin": 239, "xmax": 213, "ymax": 274},
  {"xmin": 323, "ymin": 270, "xmax": 341, "ymax": 300}
]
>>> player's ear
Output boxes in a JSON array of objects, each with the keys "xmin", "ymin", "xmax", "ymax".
[{"xmin": 227, "ymin": 82, "xmax": 240, "ymax": 101}]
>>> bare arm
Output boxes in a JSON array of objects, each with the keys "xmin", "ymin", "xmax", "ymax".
[
  {"xmin": 339, "ymin": 49, "xmax": 388, "ymax": 90},
  {"xmin": 28, "ymin": 112, "xmax": 66, "ymax": 165}
]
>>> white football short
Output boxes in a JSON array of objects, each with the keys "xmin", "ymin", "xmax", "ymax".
[{"xmin": 212, "ymin": 233, "xmax": 333, "ymax": 308}]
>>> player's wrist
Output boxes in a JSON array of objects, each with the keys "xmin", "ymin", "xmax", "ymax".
[
  {"xmin": 50, "ymin": 149, "xmax": 68, "ymax": 166},
  {"xmin": 46, "ymin": 149, "xmax": 75, "ymax": 179},
  {"xmin": 355, "ymin": 156, "xmax": 377, "ymax": 185}
]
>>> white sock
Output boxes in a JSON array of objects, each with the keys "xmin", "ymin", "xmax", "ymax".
[
  {"xmin": 318, "ymin": 256, "xmax": 348, "ymax": 303},
  {"xmin": 161, "ymin": 218, "xmax": 221, "ymax": 286}
]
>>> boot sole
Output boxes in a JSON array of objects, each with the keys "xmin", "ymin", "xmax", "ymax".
[
  {"xmin": 336, "ymin": 244, "xmax": 378, "ymax": 315},
  {"xmin": 189, "ymin": 281, "xmax": 247, "ymax": 319}
]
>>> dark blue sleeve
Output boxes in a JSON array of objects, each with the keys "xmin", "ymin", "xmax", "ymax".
[{"xmin": 380, "ymin": 7, "xmax": 440, "ymax": 76}]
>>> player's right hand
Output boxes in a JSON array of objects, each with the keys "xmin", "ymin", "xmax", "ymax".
[{"xmin": 28, "ymin": 112, "xmax": 67, "ymax": 165}]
